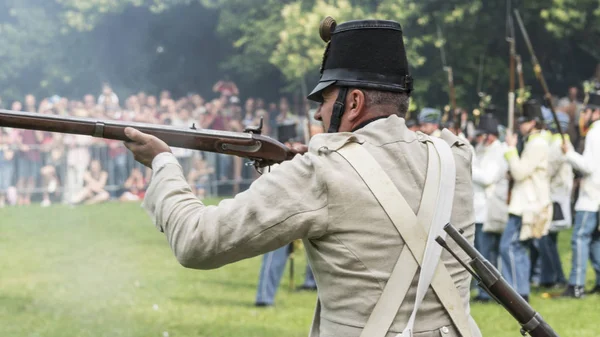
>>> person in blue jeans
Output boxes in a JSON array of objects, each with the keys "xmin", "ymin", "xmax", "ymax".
[
  {"xmin": 255, "ymin": 243, "xmax": 316, "ymax": 307},
  {"xmin": 561, "ymin": 96, "xmax": 600, "ymax": 298},
  {"xmin": 500, "ymin": 100, "xmax": 552, "ymax": 302}
]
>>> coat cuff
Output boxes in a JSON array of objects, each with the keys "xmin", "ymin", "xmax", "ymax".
[
  {"xmin": 142, "ymin": 152, "xmax": 182, "ymax": 232},
  {"xmin": 152, "ymin": 152, "xmax": 179, "ymax": 172},
  {"xmin": 504, "ymin": 147, "xmax": 518, "ymax": 161}
]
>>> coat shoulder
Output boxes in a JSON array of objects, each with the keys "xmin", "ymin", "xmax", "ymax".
[
  {"xmin": 439, "ymin": 129, "xmax": 473, "ymax": 164},
  {"xmin": 308, "ymin": 132, "xmax": 365, "ymax": 154}
]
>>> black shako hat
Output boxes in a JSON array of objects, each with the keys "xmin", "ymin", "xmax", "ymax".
[
  {"xmin": 517, "ymin": 99, "xmax": 543, "ymax": 124},
  {"xmin": 484, "ymin": 104, "xmax": 497, "ymax": 115},
  {"xmin": 307, "ymin": 18, "xmax": 413, "ymax": 102},
  {"xmin": 587, "ymin": 93, "xmax": 600, "ymax": 109},
  {"xmin": 476, "ymin": 113, "xmax": 499, "ymax": 136},
  {"xmin": 307, "ymin": 17, "xmax": 413, "ymax": 133}
]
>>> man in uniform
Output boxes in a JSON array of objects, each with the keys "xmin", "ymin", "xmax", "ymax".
[
  {"xmin": 538, "ymin": 109, "xmax": 572, "ymax": 289},
  {"xmin": 123, "ymin": 17, "xmax": 481, "ymax": 337},
  {"xmin": 501, "ymin": 99, "xmax": 552, "ymax": 302},
  {"xmin": 418, "ymin": 108, "xmax": 442, "ymax": 137},
  {"xmin": 406, "ymin": 118, "xmax": 420, "ymax": 132},
  {"xmin": 561, "ymin": 93, "xmax": 600, "ymax": 298},
  {"xmin": 471, "ymin": 113, "xmax": 508, "ymax": 302}
]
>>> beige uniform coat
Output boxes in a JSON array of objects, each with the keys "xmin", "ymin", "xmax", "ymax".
[
  {"xmin": 142, "ymin": 115, "xmax": 481, "ymax": 337},
  {"xmin": 504, "ymin": 132, "xmax": 552, "ymax": 240}
]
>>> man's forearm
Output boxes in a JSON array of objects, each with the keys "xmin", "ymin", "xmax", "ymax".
[{"xmin": 142, "ymin": 151, "xmax": 329, "ymax": 270}]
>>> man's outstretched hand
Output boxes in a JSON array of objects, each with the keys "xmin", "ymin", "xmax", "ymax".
[{"xmin": 123, "ymin": 127, "xmax": 171, "ymax": 167}]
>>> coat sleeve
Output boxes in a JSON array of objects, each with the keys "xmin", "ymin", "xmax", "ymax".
[
  {"xmin": 504, "ymin": 138, "xmax": 548, "ymax": 182},
  {"xmin": 142, "ymin": 152, "xmax": 329, "ymax": 270},
  {"xmin": 566, "ymin": 131, "xmax": 596, "ymax": 176}
]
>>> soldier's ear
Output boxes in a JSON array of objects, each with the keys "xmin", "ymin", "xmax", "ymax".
[{"xmin": 346, "ymin": 89, "xmax": 366, "ymax": 122}]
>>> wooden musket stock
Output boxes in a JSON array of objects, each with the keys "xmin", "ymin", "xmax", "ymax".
[{"xmin": 0, "ymin": 109, "xmax": 294, "ymax": 168}]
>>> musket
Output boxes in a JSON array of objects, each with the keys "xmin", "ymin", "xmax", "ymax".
[
  {"xmin": 506, "ymin": 0, "xmax": 516, "ymax": 133},
  {"xmin": 288, "ymin": 241, "xmax": 296, "ymax": 290},
  {"xmin": 0, "ymin": 109, "xmax": 294, "ymax": 168},
  {"xmin": 514, "ymin": 9, "xmax": 565, "ymax": 144},
  {"xmin": 505, "ymin": 0, "xmax": 517, "ymax": 205},
  {"xmin": 474, "ymin": 54, "xmax": 486, "ymax": 127},
  {"xmin": 516, "ymin": 54, "xmax": 526, "ymax": 94},
  {"xmin": 437, "ymin": 223, "xmax": 560, "ymax": 337},
  {"xmin": 437, "ymin": 24, "xmax": 458, "ymax": 128}
]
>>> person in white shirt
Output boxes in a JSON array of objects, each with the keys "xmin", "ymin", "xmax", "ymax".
[
  {"xmin": 561, "ymin": 93, "xmax": 600, "ymax": 298},
  {"xmin": 97, "ymin": 83, "xmax": 119, "ymax": 110},
  {"xmin": 537, "ymin": 109, "xmax": 572, "ymax": 289},
  {"xmin": 471, "ymin": 113, "xmax": 509, "ymax": 302}
]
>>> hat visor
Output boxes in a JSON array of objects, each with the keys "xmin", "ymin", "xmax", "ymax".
[
  {"xmin": 307, "ymin": 80, "xmax": 336, "ymax": 103},
  {"xmin": 516, "ymin": 116, "xmax": 528, "ymax": 124},
  {"xmin": 587, "ymin": 104, "xmax": 600, "ymax": 110},
  {"xmin": 475, "ymin": 129, "xmax": 487, "ymax": 136}
]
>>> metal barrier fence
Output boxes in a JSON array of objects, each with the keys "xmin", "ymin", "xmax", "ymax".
[{"xmin": 0, "ymin": 138, "xmax": 259, "ymax": 204}]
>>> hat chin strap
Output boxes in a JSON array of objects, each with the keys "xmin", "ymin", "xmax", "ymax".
[{"xmin": 327, "ymin": 87, "xmax": 348, "ymax": 133}]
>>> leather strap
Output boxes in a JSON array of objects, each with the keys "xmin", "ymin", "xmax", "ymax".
[
  {"xmin": 333, "ymin": 140, "xmax": 472, "ymax": 337},
  {"xmin": 327, "ymin": 87, "xmax": 348, "ymax": 133}
]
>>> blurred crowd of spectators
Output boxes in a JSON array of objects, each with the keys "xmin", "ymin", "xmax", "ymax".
[{"xmin": 0, "ymin": 81, "xmax": 314, "ymax": 207}]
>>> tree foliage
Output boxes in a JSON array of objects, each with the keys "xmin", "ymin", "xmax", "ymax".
[
  {"xmin": 541, "ymin": 0, "xmax": 600, "ymax": 61},
  {"xmin": 1, "ymin": 0, "xmax": 599, "ymax": 114}
]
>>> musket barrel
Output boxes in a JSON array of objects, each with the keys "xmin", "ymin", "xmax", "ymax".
[
  {"xmin": 514, "ymin": 10, "xmax": 537, "ymax": 64},
  {"xmin": 0, "ymin": 109, "xmax": 97, "ymax": 136},
  {"xmin": 513, "ymin": 10, "xmax": 566, "ymax": 141},
  {"xmin": 443, "ymin": 224, "xmax": 483, "ymax": 260},
  {"xmin": 0, "ymin": 109, "xmax": 293, "ymax": 166}
]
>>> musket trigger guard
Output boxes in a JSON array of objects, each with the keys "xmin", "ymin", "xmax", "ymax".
[{"xmin": 93, "ymin": 122, "xmax": 105, "ymax": 138}]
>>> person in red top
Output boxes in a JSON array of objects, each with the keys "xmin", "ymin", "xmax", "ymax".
[{"xmin": 212, "ymin": 75, "xmax": 239, "ymax": 98}]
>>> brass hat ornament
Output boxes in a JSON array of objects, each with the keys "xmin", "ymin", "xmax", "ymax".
[{"xmin": 319, "ymin": 16, "xmax": 337, "ymax": 42}]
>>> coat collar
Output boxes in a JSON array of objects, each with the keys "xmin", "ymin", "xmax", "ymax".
[{"xmin": 308, "ymin": 114, "xmax": 466, "ymax": 155}]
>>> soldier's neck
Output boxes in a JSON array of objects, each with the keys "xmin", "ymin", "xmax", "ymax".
[{"xmin": 350, "ymin": 115, "xmax": 391, "ymax": 132}]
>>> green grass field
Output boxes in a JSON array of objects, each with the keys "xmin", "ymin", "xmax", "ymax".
[{"xmin": 1, "ymin": 201, "xmax": 598, "ymax": 337}]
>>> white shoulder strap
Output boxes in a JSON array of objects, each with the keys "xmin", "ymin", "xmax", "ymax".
[
  {"xmin": 401, "ymin": 137, "xmax": 456, "ymax": 336},
  {"xmin": 333, "ymin": 138, "xmax": 471, "ymax": 337}
]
